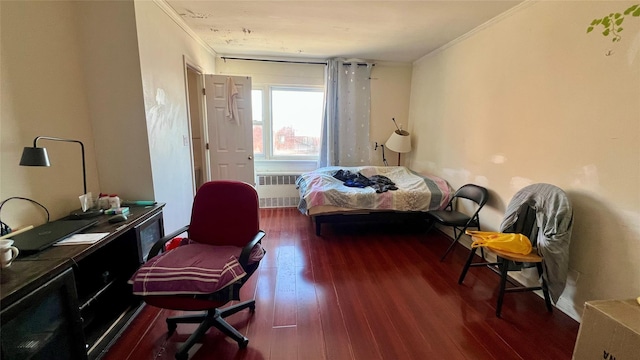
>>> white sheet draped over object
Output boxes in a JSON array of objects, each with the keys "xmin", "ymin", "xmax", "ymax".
[{"xmin": 499, "ymin": 183, "xmax": 573, "ymax": 303}]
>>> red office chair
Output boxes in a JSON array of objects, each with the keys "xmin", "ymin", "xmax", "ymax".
[{"xmin": 129, "ymin": 181, "xmax": 266, "ymax": 360}]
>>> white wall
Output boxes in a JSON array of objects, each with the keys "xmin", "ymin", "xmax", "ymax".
[
  {"xmin": 1, "ymin": 0, "xmax": 219, "ymax": 237},
  {"xmin": 134, "ymin": 0, "xmax": 217, "ymax": 233},
  {"xmin": 1, "ymin": 1, "xmax": 101, "ymax": 226},
  {"xmin": 407, "ymin": 1, "xmax": 640, "ymax": 320},
  {"xmin": 370, "ymin": 62, "xmax": 413, "ymax": 166},
  {"xmin": 76, "ymin": 0, "xmax": 154, "ymax": 202}
]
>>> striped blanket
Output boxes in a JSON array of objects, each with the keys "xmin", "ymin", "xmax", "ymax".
[{"xmin": 130, "ymin": 243, "xmax": 264, "ymax": 296}]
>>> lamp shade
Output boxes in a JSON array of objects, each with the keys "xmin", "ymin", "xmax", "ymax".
[
  {"xmin": 385, "ymin": 130, "xmax": 411, "ymax": 153},
  {"xmin": 20, "ymin": 147, "xmax": 51, "ymax": 166}
]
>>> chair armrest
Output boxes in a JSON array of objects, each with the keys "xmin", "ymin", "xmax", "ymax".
[
  {"xmin": 238, "ymin": 230, "xmax": 266, "ymax": 267},
  {"xmin": 148, "ymin": 225, "xmax": 189, "ymax": 259}
]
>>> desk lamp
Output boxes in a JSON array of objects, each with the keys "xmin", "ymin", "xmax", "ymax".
[
  {"xmin": 20, "ymin": 136, "xmax": 102, "ymax": 218},
  {"xmin": 385, "ymin": 118, "xmax": 411, "ymax": 166}
]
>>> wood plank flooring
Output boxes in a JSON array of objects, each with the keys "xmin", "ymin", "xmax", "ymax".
[{"xmin": 103, "ymin": 208, "xmax": 579, "ymax": 360}]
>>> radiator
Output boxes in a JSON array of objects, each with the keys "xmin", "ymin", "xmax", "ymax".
[{"xmin": 256, "ymin": 174, "xmax": 300, "ymax": 208}]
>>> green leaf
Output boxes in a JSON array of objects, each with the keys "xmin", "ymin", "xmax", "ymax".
[
  {"xmin": 587, "ymin": 26, "xmax": 594, "ymax": 33},
  {"xmin": 615, "ymin": 18, "xmax": 624, "ymax": 26},
  {"xmin": 618, "ymin": 27, "xmax": 624, "ymax": 32},
  {"xmin": 624, "ymin": 4, "xmax": 638, "ymax": 15},
  {"xmin": 594, "ymin": 18, "xmax": 602, "ymax": 25},
  {"xmin": 614, "ymin": 13, "xmax": 621, "ymax": 19},
  {"xmin": 603, "ymin": 29, "xmax": 610, "ymax": 36},
  {"xmin": 633, "ymin": 8, "xmax": 640, "ymax": 16},
  {"xmin": 602, "ymin": 17, "xmax": 611, "ymax": 27}
]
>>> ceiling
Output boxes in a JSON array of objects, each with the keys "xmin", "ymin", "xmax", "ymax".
[{"xmin": 165, "ymin": 1, "xmax": 524, "ymax": 63}]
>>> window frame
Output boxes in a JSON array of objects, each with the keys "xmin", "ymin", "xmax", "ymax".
[{"xmin": 252, "ymin": 84, "xmax": 324, "ymax": 164}]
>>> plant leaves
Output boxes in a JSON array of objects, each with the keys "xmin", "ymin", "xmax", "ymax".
[
  {"xmin": 633, "ymin": 7, "xmax": 640, "ymax": 16},
  {"xmin": 614, "ymin": 13, "xmax": 621, "ymax": 19},
  {"xmin": 603, "ymin": 29, "xmax": 610, "ymax": 36},
  {"xmin": 615, "ymin": 18, "xmax": 624, "ymax": 26},
  {"xmin": 624, "ymin": 4, "xmax": 638, "ymax": 15},
  {"xmin": 618, "ymin": 27, "xmax": 624, "ymax": 32},
  {"xmin": 602, "ymin": 17, "xmax": 611, "ymax": 27},
  {"xmin": 587, "ymin": 26, "xmax": 594, "ymax": 33}
]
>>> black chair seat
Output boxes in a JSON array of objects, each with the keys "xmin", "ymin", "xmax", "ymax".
[
  {"xmin": 425, "ymin": 184, "xmax": 488, "ymax": 261},
  {"xmin": 427, "ymin": 210, "xmax": 474, "ymax": 226}
]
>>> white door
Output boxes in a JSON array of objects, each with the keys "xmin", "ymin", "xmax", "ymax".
[{"xmin": 204, "ymin": 75, "xmax": 255, "ymax": 185}]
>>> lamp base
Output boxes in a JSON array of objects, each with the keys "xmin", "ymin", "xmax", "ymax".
[{"xmin": 69, "ymin": 208, "xmax": 104, "ymax": 219}]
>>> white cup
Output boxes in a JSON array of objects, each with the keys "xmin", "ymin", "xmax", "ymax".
[{"xmin": 1, "ymin": 239, "xmax": 20, "ymax": 268}]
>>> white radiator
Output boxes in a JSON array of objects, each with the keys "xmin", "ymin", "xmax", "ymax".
[{"xmin": 256, "ymin": 174, "xmax": 300, "ymax": 208}]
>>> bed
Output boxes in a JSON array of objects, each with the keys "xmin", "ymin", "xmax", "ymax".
[{"xmin": 296, "ymin": 166, "xmax": 452, "ymax": 235}]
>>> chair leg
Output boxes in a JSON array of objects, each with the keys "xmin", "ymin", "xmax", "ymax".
[
  {"xmin": 440, "ymin": 229, "xmax": 464, "ymax": 261},
  {"xmin": 169, "ymin": 300, "xmax": 257, "ymax": 359},
  {"xmin": 167, "ymin": 313, "xmax": 206, "ymax": 336},
  {"xmin": 212, "ymin": 309, "xmax": 249, "ymax": 348},
  {"xmin": 458, "ymin": 247, "xmax": 478, "ymax": 284},
  {"xmin": 174, "ymin": 311, "xmax": 216, "ymax": 360},
  {"xmin": 424, "ymin": 219, "xmax": 436, "ymax": 235},
  {"xmin": 537, "ymin": 263, "xmax": 553, "ymax": 312},
  {"xmin": 218, "ymin": 299, "xmax": 256, "ymax": 318},
  {"xmin": 496, "ymin": 259, "xmax": 509, "ymax": 318}
]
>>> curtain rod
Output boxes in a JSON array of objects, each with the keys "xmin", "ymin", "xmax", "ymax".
[
  {"xmin": 220, "ymin": 57, "xmax": 326, "ymax": 65},
  {"xmin": 220, "ymin": 56, "xmax": 375, "ymax": 66}
]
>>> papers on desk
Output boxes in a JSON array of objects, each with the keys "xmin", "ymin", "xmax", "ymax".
[{"xmin": 53, "ymin": 233, "xmax": 110, "ymax": 246}]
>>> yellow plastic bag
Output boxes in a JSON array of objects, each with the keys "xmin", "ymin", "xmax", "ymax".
[{"xmin": 466, "ymin": 230, "xmax": 532, "ymax": 255}]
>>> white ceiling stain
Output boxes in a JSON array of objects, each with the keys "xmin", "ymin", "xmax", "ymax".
[{"xmin": 166, "ymin": 1, "xmax": 524, "ymax": 63}]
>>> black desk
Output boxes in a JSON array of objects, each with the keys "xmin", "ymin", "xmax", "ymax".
[{"xmin": 1, "ymin": 204, "xmax": 165, "ymax": 360}]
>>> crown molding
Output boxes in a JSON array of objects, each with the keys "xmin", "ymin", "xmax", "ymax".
[
  {"xmin": 150, "ymin": 0, "xmax": 217, "ymax": 56},
  {"xmin": 415, "ymin": 0, "xmax": 537, "ymax": 64}
]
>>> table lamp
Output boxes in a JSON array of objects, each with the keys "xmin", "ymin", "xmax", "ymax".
[
  {"xmin": 20, "ymin": 136, "xmax": 102, "ymax": 218},
  {"xmin": 385, "ymin": 119, "xmax": 411, "ymax": 166}
]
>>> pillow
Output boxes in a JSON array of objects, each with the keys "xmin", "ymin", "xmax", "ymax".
[{"xmin": 129, "ymin": 243, "xmax": 246, "ymax": 296}]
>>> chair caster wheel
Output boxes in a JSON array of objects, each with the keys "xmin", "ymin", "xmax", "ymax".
[
  {"xmin": 238, "ymin": 337, "xmax": 249, "ymax": 348},
  {"xmin": 167, "ymin": 320, "xmax": 177, "ymax": 336}
]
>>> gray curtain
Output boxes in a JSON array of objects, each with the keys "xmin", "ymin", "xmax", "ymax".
[{"xmin": 319, "ymin": 59, "xmax": 372, "ymax": 167}]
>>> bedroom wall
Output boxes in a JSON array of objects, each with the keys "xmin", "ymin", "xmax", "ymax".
[
  {"xmin": 370, "ymin": 62, "xmax": 413, "ymax": 167},
  {"xmin": 1, "ymin": 1, "xmax": 101, "ymax": 227},
  {"xmin": 75, "ymin": 0, "xmax": 154, "ymax": 203},
  {"xmin": 407, "ymin": 0, "xmax": 640, "ymax": 320},
  {"xmin": 133, "ymin": 0, "xmax": 217, "ymax": 233},
  {"xmin": 1, "ymin": 0, "xmax": 219, "ymax": 236}
]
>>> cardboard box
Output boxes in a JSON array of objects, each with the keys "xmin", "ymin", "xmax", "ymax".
[{"xmin": 572, "ymin": 299, "xmax": 640, "ymax": 360}]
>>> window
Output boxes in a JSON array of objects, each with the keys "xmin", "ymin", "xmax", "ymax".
[{"xmin": 252, "ymin": 86, "xmax": 324, "ymax": 161}]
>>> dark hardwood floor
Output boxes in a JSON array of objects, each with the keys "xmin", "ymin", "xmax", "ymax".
[{"xmin": 103, "ymin": 208, "xmax": 579, "ymax": 360}]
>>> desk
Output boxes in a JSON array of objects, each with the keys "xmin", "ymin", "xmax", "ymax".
[{"xmin": 1, "ymin": 204, "xmax": 165, "ymax": 360}]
